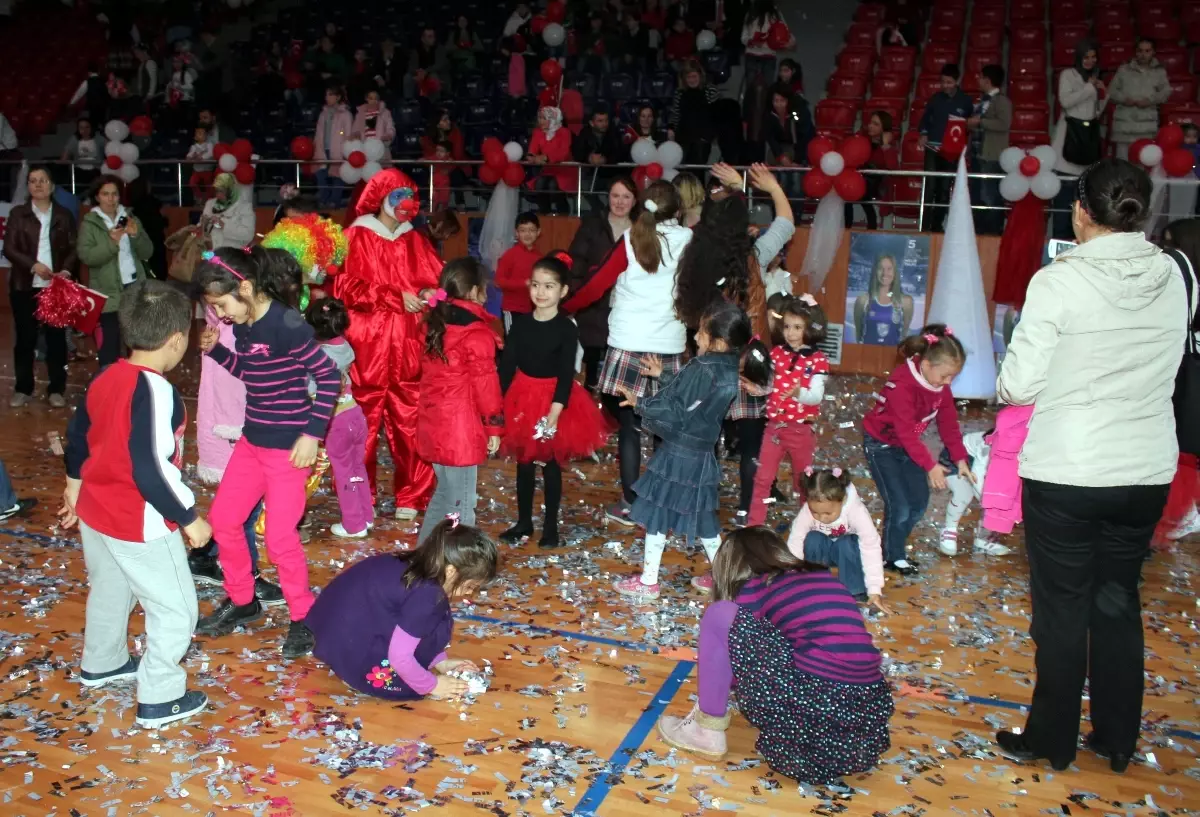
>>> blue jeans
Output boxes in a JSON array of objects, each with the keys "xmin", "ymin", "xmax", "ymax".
[
  {"xmin": 196, "ymin": 500, "xmax": 263, "ymax": 568},
  {"xmin": 863, "ymin": 434, "xmax": 930, "ymax": 563},
  {"xmin": 0, "ymin": 459, "xmax": 17, "ymax": 510},
  {"xmin": 315, "ymin": 168, "xmax": 345, "ymax": 208},
  {"xmin": 803, "ymin": 531, "xmax": 867, "ymax": 597}
]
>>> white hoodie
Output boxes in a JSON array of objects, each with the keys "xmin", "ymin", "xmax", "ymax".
[{"xmin": 997, "ymin": 231, "xmax": 1193, "ymax": 487}]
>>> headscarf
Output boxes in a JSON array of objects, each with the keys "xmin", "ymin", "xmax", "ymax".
[
  {"xmin": 211, "ymin": 172, "xmax": 239, "ymax": 213},
  {"xmin": 540, "ymin": 106, "xmax": 563, "ymax": 141}
]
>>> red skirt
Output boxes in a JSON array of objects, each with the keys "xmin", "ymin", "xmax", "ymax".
[
  {"xmin": 1154, "ymin": 453, "xmax": 1199, "ymax": 550},
  {"xmin": 501, "ymin": 371, "xmax": 613, "ymax": 463}
]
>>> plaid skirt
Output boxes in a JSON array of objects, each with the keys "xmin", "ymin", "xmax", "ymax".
[
  {"xmin": 726, "ymin": 387, "xmax": 766, "ymax": 421},
  {"xmin": 597, "ymin": 347, "xmax": 686, "ymax": 399}
]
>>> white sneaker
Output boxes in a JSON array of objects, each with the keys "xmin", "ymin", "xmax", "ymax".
[
  {"xmin": 973, "ymin": 534, "xmax": 1012, "ymax": 556},
  {"xmin": 9, "ymin": 392, "xmax": 29, "ymax": 408},
  {"xmin": 938, "ymin": 529, "xmax": 958, "ymax": 556},
  {"xmin": 1165, "ymin": 510, "xmax": 1200, "ymax": 541},
  {"xmin": 394, "ymin": 507, "xmax": 418, "ymax": 521},
  {"xmin": 331, "ymin": 523, "xmax": 368, "ymax": 539}
]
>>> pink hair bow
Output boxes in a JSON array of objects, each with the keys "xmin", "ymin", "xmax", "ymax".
[
  {"xmin": 923, "ymin": 333, "xmax": 939, "ymax": 344},
  {"xmin": 445, "ymin": 512, "xmax": 460, "ymax": 529},
  {"xmin": 426, "ymin": 288, "xmax": 448, "ymax": 307},
  {"xmin": 832, "ymin": 467, "xmax": 843, "ymax": 477},
  {"xmin": 944, "ymin": 326, "xmax": 954, "ymax": 336},
  {"xmin": 798, "ymin": 293, "xmax": 818, "ymax": 307},
  {"xmin": 804, "ymin": 466, "xmax": 815, "ymax": 476}
]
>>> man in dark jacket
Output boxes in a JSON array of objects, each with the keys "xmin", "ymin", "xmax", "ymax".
[
  {"xmin": 572, "ymin": 108, "xmax": 625, "ymax": 194},
  {"xmin": 918, "ymin": 63, "xmax": 974, "ymax": 232}
]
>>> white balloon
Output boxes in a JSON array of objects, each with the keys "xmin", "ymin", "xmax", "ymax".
[
  {"xmin": 1030, "ymin": 172, "xmax": 1062, "ymax": 201},
  {"xmin": 630, "ymin": 138, "xmax": 658, "ymax": 166},
  {"xmin": 104, "ymin": 141, "xmax": 122, "ymax": 158},
  {"xmin": 1030, "ymin": 144, "xmax": 1057, "ymax": 169},
  {"xmin": 118, "ymin": 142, "xmax": 139, "ymax": 164},
  {"xmin": 999, "ymin": 173, "xmax": 1031, "ymax": 202},
  {"xmin": 117, "ymin": 163, "xmax": 140, "ymax": 183},
  {"xmin": 362, "ymin": 138, "xmax": 386, "ymax": 163},
  {"xmin": 696, "ymin": 30, "xmax": 717, "ymax": 51},
  {"xmin": 657, "ymin": 140, "xmax": 683, "ymax": 169},
  {"xmin": 1139, "ymin": 143, "xmax": 1163, "ymax": 167},
  {"xmin": 361, "ymin": 160, "xmax": 383, "ymax": 180},
  {"xmin": 104, "ymin": 119, "xmax": 129, "ymax": 143},
  {"xmin": 662, "ymin": 167, "xmax": 679, "ymax": 182},
  {"xmin": 338, "ymin": 162, "xmax": 362, "ymax": 185},
  {"xmin": 503, "ymin": 141, "xmax": 524, "ymax": 162},
  {"xmin": 218, "ymin": 153, "xmax": 238, "ymax": 173},
  {"xmin": 998, "ymin": 146, "xmax": 1026, "ymax": 175},
  {"xmin": 542, "ymin": 22, "xmax": 565, "ymax": 47},
  {"xmin": 819, "ymin": 151, "xmax": 845, "ymax": 177}
]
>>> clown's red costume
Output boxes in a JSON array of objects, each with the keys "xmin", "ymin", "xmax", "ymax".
[{"xmin": 335, "ymin": 169, "xmax": 442, "ymax": 516}]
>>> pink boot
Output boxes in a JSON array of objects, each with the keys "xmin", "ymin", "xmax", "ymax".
[{"xmin": 656, "ymin": 705, "xmax": 729, "ymax": 761}]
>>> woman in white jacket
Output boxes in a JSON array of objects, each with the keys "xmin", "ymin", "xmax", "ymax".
[
  {"xmin": 1050, "ymin": 41, "xmax": 1108, "ymax": 238},
  {"xmin": 562, "ymin": 181, "xmax": 694, "ymax": 524},
  {"xmin": 994, "ymin": 158, "xmax": 1192, "ymax": 774},
  {"xmin": 201, "ymin": 172, "xmax": 256, "ymax": 251}
]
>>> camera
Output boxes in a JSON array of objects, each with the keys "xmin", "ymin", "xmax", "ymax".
[{"xmin": 117, "ymin": 216, "xmax": 129, "ymax": 229}]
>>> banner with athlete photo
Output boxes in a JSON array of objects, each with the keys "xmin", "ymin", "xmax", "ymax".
[{"xmin": 843, "ymin": 232, "xmax": 930, "ymax": 345}]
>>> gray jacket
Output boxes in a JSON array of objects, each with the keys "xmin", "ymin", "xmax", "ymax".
[
  {"xmin": 975, "ymin": 91, "xmax": 1012, "ymax": 162},
  {"xmin": 1109, "ymin": 59, "xmax": 1170, "ymax": 142}
]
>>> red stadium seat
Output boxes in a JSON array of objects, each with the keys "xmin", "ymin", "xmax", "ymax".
[
  {"xmin": 908, "ymin": 99, "xmax": 927, "ymax": 129},
  {"xmin": 878, "ymin": 46, "xmax": 917, "ymax": 74},
  {"xmin": 827, "ymin": 72, "xmax": 868, "ymax": 99},
  {"xmin": 1138, "ymin": 1, "xmax": 1176, "ymax": 26},
  {"xmin": 1010, "ymin": 76, "xmax": 1049, "ymax": 104},
  {"xmin": 1096, "ymin": 5, "xmax": 1131, "ymax": 28},
  {"xmin": 1185, "ymin": 3, "xmax": 1200, "ymax": 25},
  {"xmin": 1168, "ymin": 76, "xmax": 1198, "ymax": 105},
  {"xmin": 1010, "ymin": 130, "xmax": 1051, "ymax": 149},
  {"xmin": 915, "ymin": 73, "xmax": 945, "ymax": 100},
  {"xmin": 901, "ymin": 132, "xmax": 925, "ymax": 166},
  {"xmin": 922, "ymin": 45, "xmax": 961, "ymax": 74},
  {"xmin": 974, "ymin": 6, "xmax": 1006, "ymax": 27},
  {"xmin": 1189, "ymin": 21, "xmax": 1200, "ymax": 45},
  {"xmin": 1050, "ymin": 0, "xmax": 1089, "ymax": 22},
  {"xmin": 1052, "ymin": 40, "xmax": 1079, "ymax": 69},
  {"xmin": 1011, "ymin": 0, "xmax": 1046, "ymax": 22},
  {"xmin": 891, "ymin": 174, "xmax": 924, "ymax": 221},
  {"xmin": 854, "ymin": 3, "xmax": 887, "ymax": 24},
  {"xmin": 845, "ymin": 22, "xmax": 877, "ymax": 48},
  {"xmin": 1012, "ymin": 106, "xmax": 1050, "ymax": 132},
  {"xmin": 1158, "ymin": 47, "xmax": 1190, "ymax": 75},
  {"xmin": 969, "ymin": 26, "xmax": 1004, "ymax": 50},
  {"xmin": 815, "ymin": 99, "xmax": 860, "ymax": 130},
  {"xmin": 1141, "ymin": 19, "xmax": 1182, "ymax": 44},
  {"xmin": 1011, "ymin": 23, "xmax": 1046, "ymax": 51},
  {"xmin": 928, "ymin": 22, "xmax": 965, "ymax": 43},
  {"xmin": 1010, "ymin": 50, "xmax": 1047, "ymax": 77},
  {"xmin": 965, "ymin": 50, "xmax": 1004, "ymax": 78},
  {"xmin": 1054, "ymin": 23, "xmax": 1092, "ymax": 47},
  {"xmin": 1095, "ymin": 20, "xmax": 1135, "ymax": 42},
  {"xmin": 931, "ymin": 6, "xmax": 966, "ymax": 27},
  {"xmin": 865, "ymin": 98, "xmax": 906, "ymax": 130},
  {"xmin": 1161, "ymin": 103, "xmax": 1200, "ymax": 126},
  {"xmin": 837, "ymin": 46, "xmax": 877, "ymax": 75},
  {"xmin": 871, "ymin": 71, "xmax": 912, "ymax": 98},
  {"xmin": 1099, "ymin": 42, "xmax": 1134, "ymax": 71}
]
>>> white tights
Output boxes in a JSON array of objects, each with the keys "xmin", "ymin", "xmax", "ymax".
[
  {"xmin": 943, "ymin": 473, "xmax": 981, "ymax": 532},
  {"xmin": 640, "ymin": 533, "xmax": 722, "ymax": 586}
]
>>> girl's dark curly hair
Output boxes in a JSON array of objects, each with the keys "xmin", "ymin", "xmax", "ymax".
[
  {"xmin": 425, "ymin": 256, "xmax": 489, "ymax": 362},
  {"xmin": 674, "ymin": 195, "xmax": 763, "ymax": 334}
]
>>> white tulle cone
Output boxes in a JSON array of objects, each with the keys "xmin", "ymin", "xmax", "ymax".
[{"xmin": 799, "ymin": 192, "xmax": 845, "ymax": 293}]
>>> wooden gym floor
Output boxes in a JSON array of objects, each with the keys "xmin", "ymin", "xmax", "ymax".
[{"xmin": 0, "ymin": 331, "xmax": 1196, "ymax": 817}]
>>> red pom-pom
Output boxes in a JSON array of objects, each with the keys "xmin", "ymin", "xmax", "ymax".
[
  {"xmin": 34, "ymin": 277, "xmax": 89, "ymax": 328},
  {"xmin": 1019, "ymin": 155, "xmax": 1040, "ymax": 177},
  {"xmin": 347, "ymin": 151, "xmax": 366, "ymax": 169},
  {"xmin": 803, "ymin": 169, "xmax": 833, "ymax": 198},
  {"xmin": 105, "ymin": 154, "xmax": 122, "ymax": 170}
]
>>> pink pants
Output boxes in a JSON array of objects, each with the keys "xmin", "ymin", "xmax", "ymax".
[
  {"xmin": 325, "ymin": 406, "xmax": 375, "ymax": 534},
  {"xmin": 748, "ymin": 421, "xmax": 816, "ymax": 526},
  {"xmin": 210, "ymin": 438, "xmax": 314, "ymax": 620}
]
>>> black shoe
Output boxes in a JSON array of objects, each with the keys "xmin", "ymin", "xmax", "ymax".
[
  {"xmin": 0, "ymin": 497, "xmax": 37, "ymax": 522},
  {"xmin": 769, "ymin": 484, "xmax": 786, "ymax": 504},
  {"xmin": 254, "ymin": 575, "xmax": 287, "ymax": 608},
  {"xmin": 135, "ymin": 690, "xmax": 208, "ymax": 728},
  {"xmin": 1084, "ymin": 732, "xmax": 1131, "ymax": 773},
  {"xmin": 188, "ymin": 553, "xmax": 224, "ymax": 587},
  {"xmin": 995, "ymin": 730, "xmax": 1071, "ymax": 771},
  {"xmin": 195, "ymin": 598, "xmax": 263, "ymax": 637},
  {"xmin": 282, "ymin": 621, "xmax": 314, "ymax": 658},
  {"xmin": 884, "ymin": 559, "xmax": 919, "ymax": 576},
  {"xmin": 80, "ymin": 655, "xmax": 139, "ymax": 688},
  {"xmin": 538, "ymin": 528, "xmax": 561, "ymax": 549},
  {"xmin": 500, "ymin": 523, "xmax": 534, "ymax": 543}
]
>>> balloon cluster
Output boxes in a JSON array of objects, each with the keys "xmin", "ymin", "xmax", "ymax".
[
  {"xmin": 102, "ymin": 120, "xmax": 141, "ymax": 183},
  {"xmin": 1130, "ymin": 124, "xmax": 1197, "ymax": 178},
  {"xmin": 803, "ymin": 135, "xmax": 871, "ymax": 201},
  {"xmin": 630, "ymin": 139, "xmax": 684, "ymax": 188},
  {"xmin": 336, "ymin": 138, "xmax": 387, "ymax": 185},
  {"xmin": 532, "ymin": 2, "xmax": 567, "ymax": 47},
  {"xmin": 481, "ymin": 137, "xmax": 527, "ymax": 187},
  {"xmin": 997, "ymin": 145, "xmax": 1062, "ymax": 202},
  {"xmin": 210, "ymin": 138, "xmax": 258, "ymax": 185}
]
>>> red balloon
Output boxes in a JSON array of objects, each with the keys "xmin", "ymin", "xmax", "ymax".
[
  {"xmin": 807, "ymin": 136, "xmax": 835, "ymax": 167},
  {"xmin": 833, "ymin": 169, "xmax": 866, "ymax": 201},
  {"xmin": 531, "ymin": 15, "xmax": 547, "ymax": 35},
  {"xmin": 1129, "ymin": 137, "xmax": 1154, "ymax": 166},
  {"xmin": 105, "ymin": 154, "xmax": 122, "ymax": 170},
  {"xmin": 285, "ymin": 70, "xmax": 304, "ymax": 90},
  {"xmin": 538, "ymin": 87, "xmax": 560, "ymax": 107},
  {"xmin": 1019, "ymin": 155, "xmax": 1040, "ymax": 177},
  {"xmin": 347, "ymin": 150, "xmax": 366, "ymax": 169},
  {"xmin": 213, "ymin": 142, "xmax": 231, "ymax": 161},
  {"xmin": 290, "ymin": 135, "xmax": 315, "ymax": 161},
  {"xmin": 546, "ymin": 1, "xmax": 566, "ymax": 23},
  {"xmin": 1157, "ymin": 123, "xmax": 1185, "ymax": 151},
  {"xmin": 840, "ymin": 134, "xmax": 871, "ymax": 169},
  {"xmin": 502, "ymin": 162, "xmax": 526, "ymax": 187},
  {"xmin": 512, "ymin": 33, "xmax": 527, "ymax": 51},
  {"xmin": 646, "ymin": 162, "xmax": 664, "ymax": 180},
  {"xmin": 481, "ymin": 136, "xmax": 505, "ymax": 159},
  {"xmin": 540, "ymin": 58, "xmax": 562, "ymax": 85},
  {"xmin": 231, "ymin": 138, "xmax": 254, "ymax": 164},
  {"xmin": 129, "ymin": 115, "xmax": 153, "ymax": 137},
  {"xmin": 485, "ymin": 150, "xmax": 509, "ymax": 171},
  {"xmin": 632, "ymin": 166, "xmax": 649, "ymax": 190},
  {"xmin": 479, "ymin": 164, "xmax": 502, "ymax": 185},
  {"xmin": 1163, "ymin": 147, "xmax": 1196, "ymax": 177},
  {"xmin": 766, "ymin": 21, "xmax": 791, "ymax": 51},
  {"xmin": 233, "ymin": 164, "xmax": 255, "ymax": 186},
  {"xmin": 803, "ymin": 169, "xmax": 833, "ymax": 198}
]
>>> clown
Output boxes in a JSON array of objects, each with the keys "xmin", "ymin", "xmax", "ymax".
[{"xmin": 335, "ymin": 169, "xmax": 442, "ymax": 518}]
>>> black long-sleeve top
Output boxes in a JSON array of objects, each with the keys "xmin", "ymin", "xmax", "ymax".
[{"xmin": 499, "ymin": 311, "xmax": 578, "ymax": 407}]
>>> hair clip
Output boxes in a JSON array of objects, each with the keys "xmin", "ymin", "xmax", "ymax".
[
  {"xmin": 832, "ymin": 467, "xmax": 843, "ymax": 478},
  {"xmin": 751, "ymin": 348, "xmax": 764, "ymax": 360},
  {"xmin": 202, "ymin": 250, "xmax": 246, "ymax": 280},
  {"xmin": 923, "ymin": 333, "xmax": 939, "ymax": 344},
  {"xmin": 810, "ymin": 322, "xmax": 824, "ymax": 330},
  {"xmin": 769, "ymin": 310, "xmax": 784, "ymax": 320},
  {"xmin": 799, "ymin": 293, "xmax": 818, "ymax": 307},
  {"xmin": 715, "ymin": 277, "xmax": 726, "ymax": 286},
  {"xmin": 322, "ymin": 302, "xmax": 331, "ymax": 312},
  {"xmin": 445, "ymin": 512, "xmax": 460, "ymax": 529},
  {"xmin": 643, "ymin": 199, "xmax": 659, "ymax": 213},
  {"xmin": 944, "ymin": 326, "xmax": 954, "ymax": 336},
  {"xmin": 279, "ymin": 183, "xmax": 299, "ymax": 201},
  {"xmin": 426, "ymin": 288, "xmax": 448, "ymax": 307},
  {"xmin": 553, "ymin": 250, "xmax": 572, "ymax": 265},
  {"xmin": 804, "ymin": 466, "xmax": 815, "ymax": 476}
]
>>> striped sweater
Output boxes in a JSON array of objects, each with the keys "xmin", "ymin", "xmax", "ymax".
[
  {"xmin": 737, "ymin": 571, "xmax": 883, "ymax": 685},
  {"xmin": 206, "ymin": 301, "xmax": 340, "ymax": 449}
]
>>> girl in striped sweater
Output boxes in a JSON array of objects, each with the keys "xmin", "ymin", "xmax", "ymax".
[
  {"xmin": 194, "ymin": 246, "xmax": 341, "ymax": 658},
  {"xmin": 656, "ymin": 527, "xmax": 893, "ymax": 784}
]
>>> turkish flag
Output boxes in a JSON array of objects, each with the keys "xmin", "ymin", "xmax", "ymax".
[
  {"xmin": 74, "ymin": 284, "xmax": 108, "ymax": 335},
  {"xmin": 940, "ymin": 116, "xmax": 968, "ymax": 161}
]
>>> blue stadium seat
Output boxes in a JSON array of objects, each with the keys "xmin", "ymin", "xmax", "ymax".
[
  {"xmin": 645, "ymin": 71, "xmax": 676, "ymax": 100},
  {"xmin": 457, "ymin": 73, "xmax": 488, "ymax": 99},
  {"xmin": 396, "ymin": 130, "xmax": 423, "ymax": 159},
  {"xmin": 602, "ymin": 72, "xmax": 638, "ymax": 101},
  {"xmin": 394, "ymin": 99, "xmax": 424, "ymax": 129},
  {"xmin": 565, "ymin": 72, "xmax": 597, "ymax": 100},
  {"xmin": 463, "ymin": 99, "xmax": 496, "ymax": 125},
  {"xmin": 702, "ymin": 49, "xmax": 731, "ymax": 85}
]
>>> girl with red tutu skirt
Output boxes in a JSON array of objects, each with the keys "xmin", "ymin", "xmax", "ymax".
[{"xmin": 499, "ymin": 252, "xmax": 612, "ymax": 548}]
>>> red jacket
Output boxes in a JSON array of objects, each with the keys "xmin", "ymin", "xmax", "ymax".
[
  {"xmin": 862, "ymin": 356, "xmax": 968, "ymax": 471},
  {"xmin": 416, "ymin": 299, "xmax": 504, "ymax": 466},
  {"xmin": 495, "ymin": 243, "xmax": 539, "ymax": 313}
]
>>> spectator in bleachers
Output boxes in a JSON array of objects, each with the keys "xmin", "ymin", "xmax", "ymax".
[
  {"xmin": 61, "ymin": 117, "xmax": 105, "ymax": 197},
  {"xmin": 416, "ymin": 208, "xmax": 462, "ymax": 254},
  {"xmin": 69, "ymin": 62, "xmax": 110, "ymax": 123},
  {"xmin": 421, "ymin": 109, "xmax": 472, "ymax": 203},
  {"xmin": 346, "ymin": 48, "xmax": 376, "ymax": 106},
  {"xmin": 664, "ymin": 15, "xmax": 694, "ymax": 71},
  {"xmin": 847, "ymin": 110, "xmax": 899, "ymax": 231},
  {"xmin": 762, "ymin": 83, "xmax": 812, "ymax": 201},
  {"xmin": 669, "ymin": 58, "xmax": 719, "ymax": 165},
  {"xmin": 131, "ymin": 43, "xmax": 158, "ymax": 105},
  {"xmin": 581, "ymin": 13, "xmax": 615, "ymax": 77},
  {"xmin": 194, "ymin": 30, "xmax": 228, "ymax": 108},
  {"xmin": 166, "ymin": 54, "xmax": 197, "ymax": 109},
  {"xmin": 1109, "ymin": 39, "xmax": 1171, "ymax": 162},
  {"xmin": 617, "ymin": 13, "xmax": 656, "ymax": 75},
  {"xmin": 446, "ymin": 15, "xmax": 484, "ymax": 77},
  {"xmin": 875, "ymin": 21, "xmax": 909, "ymax": 53},
  {"xmin": 741, "ymin": 1, "xmax": 791, "ymax": 91},
  {"xmin": 323, "ymin": 21, "xmax": 350, "ymax": 57},
  {"xmin": 777, "ymin": 58, "xmax": 802, "ymax": 96},
  {"xmin": 1182, "ymin": 124, "xmax": 1200, "ymax": 181},
  {"xmin": 1051, "ymin": 42, "xmax": 1107, "ymax": 239},
  {"xmin": 186, "ymin": 125, "xmax": 214, "ymax": 204},
  {"xmin": 918, "ymin": 63, "xmax": 973, "ymax": 233},
  {"xmin": 968, "ymin": 64, "xmax": 1012, "ymax": 236},
  {"xmin": 527, "ymin": 106, "xmax": 576, "ymax": 214},
  {"xmin": 642, "ymin": 0, "xmax": 668, "ymax": 32},
  {"xmin": 574, "ymin": 106, "xmax": 625, "ymax": 188},
  {"xmin": 406, "ymin": 27, "xmax": 448, "ymax": 102},
  {"xmin": 624, "ymin": 103, "xmax": 665, "ymax": 152},
  {"xmin": 351, "ymin": 90, "xmax": 396, "ymax": 157},
  {"xmin": 313, "ymin": 86, "xmax": 354, "ymax": 208},
  {"xmin": 372, "ymin": 37, "xmax": 406, "ymax": 99},
  {"xmin": 197, "ymin": 108, "xmax": 235, "ymax": 146},
  {"xmin": 674, "ymin": 172, "xmax": 705, "ymax": 227},
  {"xmin": 429, "ymin": 142, "xmax": 456, "ymax": 211},
  {"xmin": 308, "ymin": 36, "xmax": 349, "ymax": 89},
  {"xmin": 503, "ymin": 3, "xmax": 534, "ymax": 38}
]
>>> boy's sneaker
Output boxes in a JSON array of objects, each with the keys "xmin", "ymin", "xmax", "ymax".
[
  {"xmin": 195, "ymin": 598, "xmax": 263, "ymax": 636},
  {"xmin": 394, "ymin": 507, "xmax": 418, "ymax": 521},
  {"xmin": 0, "ymin": 498, "xmax": 37, "ymax": 522},
  {"xmin": 938, "ymin": 529, "xmax": 958, "ymax": 556},
  {"xmin": 732, "ymin": 511, "xmax": 748, "ymax": 528},
  {"xmin": 614, "ymin": 575, "xmax": 660, "ymax": 600},
  {"xmin": 188, "ymin": 552, "xmax": 224, "ymax": 586},
  {"xmin": 282, "ymin": 621, "xmax": 314, "ymax": 658},
  {"xmin": 254, "ymin": 576, "xmax": 287, "ymax": 607},
  {"xmin": 135, "ymin": 690, "xmax": 208, "ymax": 729},
  {"xmin": 330, "ymin": 522, "xmax": 368, "ymax": 539},
  {"xmin": 690, "ymin": 573, "xmax": 713, "ymax": 593},
  {"xmin": 884, "ymin": 559, "xmax": 919, "ymax": 576},
  {"xmin": 973, "ymin": 533, "xmax": 1013, "ymax": 556},
  {"xmin": 80, "ymin": 656, "xmax": 139, "ymax": 688},
  {"xmin": 1166, "ymin": 509, "xmax": 1200, "ymax": 541},
  {"xmin": 605, "ymin": 500, "xmax": 635, "ymax": 527}
]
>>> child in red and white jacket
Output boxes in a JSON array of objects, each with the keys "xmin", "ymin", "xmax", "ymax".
[
  {"xmin": 494, "ymin": 212, "xmax": 540, "ymax": 333},
  {"xmin": 746, "ymin": 295, "xmax": 830, "ymax": 526},
  {"xmin": 862, "ymin": 324, "xmax": 971, "ymax": 576},
  {"xmin": 415, "ymin": 257, "xmax": 504, "ymax": 545}
]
